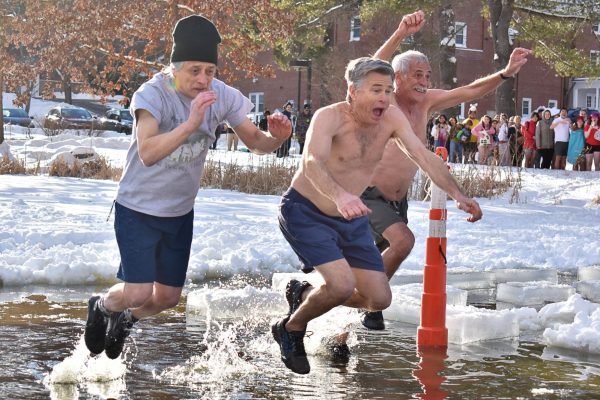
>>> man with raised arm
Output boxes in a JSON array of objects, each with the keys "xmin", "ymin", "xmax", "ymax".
[
  {"xmin": 273, "ymin": 57, "xmax": 482, "ymax": 374},
  {"xmin": 83, "ymin": 15, "xmax": 291, "ymax": 360},
  {"xmin": 359, "ymin": 11, "xmax": 531, "ymax": 330}
]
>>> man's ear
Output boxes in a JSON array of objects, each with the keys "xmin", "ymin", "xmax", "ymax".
[{"xmin": 348, "ymin": 82, "xmax": 356, "ymax": 100}]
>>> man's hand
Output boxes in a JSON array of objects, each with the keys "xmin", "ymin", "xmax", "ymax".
[
  {"xmin": 503, "ymin": 48, "xmax": 531, "ymax": 77},
  {"xmin": 397, "ymin": 10, "xmax": 426, "ymax": 37},
  {"xmin": 455, "ymin": 197, "xmax": 482, "ymax": 223},
  {"xmin": 267, "ymin": 112, "xmax": 292, "ymax": 140},
  {"xmin": 187, "ymin": 90, "xmax": 217, "ymax": 130},
  {"xmin": 336, "ymin": 192, "xmax": 371, "ymax": 220}
]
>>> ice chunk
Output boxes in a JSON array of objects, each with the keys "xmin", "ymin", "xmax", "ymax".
[
  {"xmin": 494, "ymin": 268, "xmax": 558, "ymax": 284},
  {"xmin": 577, "ymin": 266, "xmax": 600, "ymax": 282},
  {"xmin": 385, "ymin": 284, "xmax": 468, "ymax": 326},
  {"xmin": 271, "ymin": 272, "xmax": 324, "ymax": 293},
  {"xmin": 493, "ymin": 305, "xmax": 543, "ymax": 331},
  {"xmin": 386, "ymin": 290, "xmax": 519, "ymax": 344},
  {"xmin": 543, "ymin": 308, "xmax": 600, "ymax": 354},
  {"xmin": 577, "ymin": 280, "xmax": 600, "ymax": 303},
  {"xmin": 496, "ymin": 281, "xmax": 575, "ymax": 306},
  {"xmin": 446, "ymin": 270, "xmax": 495, "ymax": 289},
  {"xmin": 390, "ymin": 283, "xmax": 468, "ymax": 306},
  {"xmin": 538, "ymin": 294, "xmax": 600, "ymax": 328},
  {"xmin": 467, "ymin": 288, "xmax": 496, "ymax": 305},
  {"xmin": 389, "ymin": 270, "xmax": 424, "ymax": 286},
  {"xmin": 447, "ymin": 307, "xmax": 519, "ymax": 344},
  {"xmin": 186, "ymin": 286, "xmax": 287, "ymax": 318}
]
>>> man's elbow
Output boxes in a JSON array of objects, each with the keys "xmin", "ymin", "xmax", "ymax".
[{"xmin": 138, "ymin": 148, "xmax": 157, "ymax": 167}]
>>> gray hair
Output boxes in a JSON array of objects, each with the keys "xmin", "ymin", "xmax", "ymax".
[
  {"xmin": 391, "ymin": 50, "xmax": 429, "ymax": 75},
  {"xmin": 344, "ymin": 57, "xmax": 394, "ymax": 102},
  {"xmin": 163, "ymin": 61, "xmax": 185, "ymax": 74}
]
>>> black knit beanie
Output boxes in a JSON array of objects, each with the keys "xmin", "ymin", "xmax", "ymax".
[{"xmin": 170, "ymin": 15, "xmax": 221, "ymax": 65}]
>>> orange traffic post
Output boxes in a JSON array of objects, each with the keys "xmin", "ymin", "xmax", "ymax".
[
  {"xmin": 417, "ymin": 146, "xmax": 449, "ymax": 349},
  {"xmin": 412, "ymin": 348, "xmax": 449, "ymax": 400}
]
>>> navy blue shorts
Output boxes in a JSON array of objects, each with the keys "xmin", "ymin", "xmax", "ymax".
[
  {"xmin": 114, "ymin": 202, "xmax": 193, "ymax": 287},
  {"xmin": 278, "ymin": 188, "xmax": 384, "ymax": 273}
]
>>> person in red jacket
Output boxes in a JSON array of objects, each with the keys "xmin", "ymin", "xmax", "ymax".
[
  {"xmin": 522, "ymin": 112, "xmax": 539, "ymax": 168},
  {"xmin": 584, "ymin": 111, "xmax": 600, "ymax": 171}
]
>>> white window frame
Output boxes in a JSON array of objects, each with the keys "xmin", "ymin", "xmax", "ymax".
[
  {"xmin": 593, "ymin": 22, "xmax": 599, "ymax": 35},
  {"xmin": 587, "ymin": 95, "xmax": 595, "ymax": 109},
  {"xmin": 454, "ymin": 22, "xmax": 467, "ymax": 48},
  {"xmin": 459, "ymin": 103, "xmax": 465, "ymax": 120},
  {"xmin": 248, "ymin": 92, "xmax": 264, "ymax": 114},
  {"xmin": 350, "ymin": 16, "xmax": 361, "ymax": 42},
  {"xmin": 591, "ymin": 50, "xmax": 600, "ymax": 66},
  {"xmin": 548, "ymin": 99, "xmax": 558, "ymax": 109},
  {"xmin": 522, "ymin": 97, "xmax": 531, "ymax": 118}
]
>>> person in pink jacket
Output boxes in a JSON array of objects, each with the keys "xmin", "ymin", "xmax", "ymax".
[{"xmin": 472, "ymin": 115, "xmax": 496, "ymax": 165}]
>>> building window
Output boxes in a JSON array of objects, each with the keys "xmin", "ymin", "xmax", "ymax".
[
  {"xmin": 249, "ymin": 92, "xmax": 264, "ymax": 113},
  {"xmin": 593, "ymin": 22, "xmax": 599, "ymax": 35},
  {"xmin": 522, "ymin": 98, "xmax": 531, "ymax": 117},
  {"xmin": 350, "ymin": 16, "xmax": 361, "ymax": 41},
  {"xmin": 459, "ymin": 103, "xmax": 465, "ymax": 120},
  {"xmin": 591, "ymin": 50, "xmax": 600, "ymax": 66},
  {"xmin": 548, "ymin": 99, "xmax": 557, "ymax": 109},
  {"xmin": 587, "ymin": 95, "xmax": 595, "ymax": 109},
  {"xmin": 455, "ymin": 22, "xmax": 467, "ymax": 48}
]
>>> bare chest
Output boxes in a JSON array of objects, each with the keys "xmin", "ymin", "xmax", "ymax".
[{"xmin": 332, "ymin": 129, "xmax": 388, "ymax": 167}]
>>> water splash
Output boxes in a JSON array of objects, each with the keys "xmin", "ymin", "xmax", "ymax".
[{"xmin": 44, "ymin": 335, "xmax": 128, "ymax": 398}]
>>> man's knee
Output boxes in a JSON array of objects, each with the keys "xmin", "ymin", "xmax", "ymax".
[
  {"xmin": 384, "ymin": 223, "xmax": 415, "ymax": 254},
  {"xmin": 324, "ymin": 276, "xmax": 357, "ymax": 304},
  {"xmin": 123, "ymin": 285, "xmax": 153, "ymax": 308},
  {"xmin": 366, "ymin": 287, "xmax": 392, "ymax": 311},
  {"xmin": 155, "ymin": 291, "xmax": 182, "ymax": 309}
]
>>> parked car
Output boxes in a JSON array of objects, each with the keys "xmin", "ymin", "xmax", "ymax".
[
  {"xmin": 2, "ymin": 108, "xmax": 34, "ymax": 128},
  {"xmin": 98, "ymin": 108, "xmax": 133, "ymax": 134},
  {"xmin": 43, "ymin": 106, "xmax": 98, "ymax": 130}
]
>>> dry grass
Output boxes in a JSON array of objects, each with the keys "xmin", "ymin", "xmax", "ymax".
[
  {"xmin": 202, "ymin": 158, "xmax": 297, "ymax": 195},
  {"xmin": 4, "ymin": 150, "xmax": 523, "ymax": 200},
  {"xmin": 36, "ymin": 116, "xmax": 102, "ymax": 137},
  {"xmin": 408, "ymin": 164, "xmax": 522, "ymax": 202},
  {"xmin": 592, "ymin": 194, "xmax": 600, "ymax": 206},
  {"xmin": 49, "ymin": 156, "xmax": 122, "ymax": 181},
  {"xmin": 0, "ymin": 155, "xmax": 27, "ymax": 175}
]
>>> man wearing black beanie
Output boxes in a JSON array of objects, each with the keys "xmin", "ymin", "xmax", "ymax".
[{"xmin": 83, "ymin": 14, "xmax": 292, "ymax": 360}]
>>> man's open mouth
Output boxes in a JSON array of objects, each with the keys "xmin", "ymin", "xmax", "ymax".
[
  {"xmin": 373, "ymin": 108, "xmax": 385, "ymax": 117},
  {"xmin": 415, "ymin": 87, "xmax": 427, "ymax": 93}
]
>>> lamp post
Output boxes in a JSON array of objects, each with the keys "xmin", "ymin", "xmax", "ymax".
[{"xmin": 289, "ymin": 59, "xmax": 312, "ymax": 110}]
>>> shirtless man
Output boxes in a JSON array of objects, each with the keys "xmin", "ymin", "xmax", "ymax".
[
  {"xmin": 359, "ymin": 11, "xmax": 531, "ymax": 330},
  {"xmin": 273, "ymin": 57, "xmax": 482, "ymax": 374}
]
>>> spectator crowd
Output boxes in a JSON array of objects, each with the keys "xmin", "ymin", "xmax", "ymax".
[{"xmin": 427, "ymin": 104, "xmax": 600, "ymax": 171}]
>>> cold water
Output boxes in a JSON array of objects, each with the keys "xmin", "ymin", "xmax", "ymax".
[{"xmin": 1, "ymin": 283, "xmax": 599, "ymax": 399}]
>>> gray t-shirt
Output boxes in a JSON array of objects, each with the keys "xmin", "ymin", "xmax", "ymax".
[{"xmin": 116, "ymin": 72, "xmax": 253, "ymax": 217}]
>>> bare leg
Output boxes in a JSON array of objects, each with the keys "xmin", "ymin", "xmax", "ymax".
[
  {"xmin": 286, "ymin": 259, "xmax": 391, "ymax": 332},
  {"xmin": 103, "ymin": 282, "xmax": 183, "ymax": 319},
  {"xmin": 380, "ymin": 222, "xmax": 415, "ymax": 280},
  {"xmin": 594, "ymin": 152, "xmax": 600, "ymax": 171},
  {"xmin": 586, "ymin": 153, "xmax": 594, "ymax": 171}
]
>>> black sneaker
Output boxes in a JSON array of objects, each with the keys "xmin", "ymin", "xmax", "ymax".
[
  {"xmin": 84, "ymin": 296, "xmax": 108, "ymax": 355},
  {"xmin": 329, "ymin": 343, "xmax": 351, "ymax": 363},
  {"xmin": 104, "ymin": 310, "xmax": 136, "ymax": 359},
  {"xmin": 271, "ymin": 317, "xmax": 310, "ymax": 374},
  {"xmin": 360, "ymin": 310, "xmax": 385, "ymax": 330},
  {"xmin": 285, "ymin": 279, "xmax": 311, "ymax": 316}
]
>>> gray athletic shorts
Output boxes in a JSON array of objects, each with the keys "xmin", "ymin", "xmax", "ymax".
[
  {"xmin": 554, "ymin": 141, "xmax": 568, "ymax": 157},
  {"xmin": 360, "ymin": 186, "xmax": 408, "ymax": 247}
]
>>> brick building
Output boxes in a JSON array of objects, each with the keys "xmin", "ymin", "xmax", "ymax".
[{"xmin": 230, "ymin": 3, "xmax": 600, "ymax": 122}]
